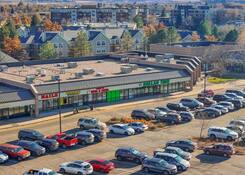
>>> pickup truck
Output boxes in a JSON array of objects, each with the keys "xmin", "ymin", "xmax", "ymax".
[
  {"xmin": 47, "ymin": 132, "xmax": 78, "ymax": 148},
  {"xmin": 23, "ymin": 168, "xmax": 61, "ymax": 175}
]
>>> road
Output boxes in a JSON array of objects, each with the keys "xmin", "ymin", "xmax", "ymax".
[{"xmin": 0, "ymin": 88, "xmax": 245, "ymax": 175}]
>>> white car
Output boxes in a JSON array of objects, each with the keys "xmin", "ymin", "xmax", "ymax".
[
  {"xmin": 109, "ymin": 124, "xmax": 135, "ymax": 136},
  {"xmin": 128, "ymin": 122, "xmax": 148, "ymax": 132},
  {"xmin": 211, "ymin": 104, "xmax": 229, "ymax": 114},
  {"xmin": 59, "ymin": 161, "xmax": 93, "ymax": 175},
  {"xmin": 208, "ymin": 127, "xmax": 238, "ymax": 141},
  {"xmin": 229, "ymin": 120, "xmax": 245, "ymax": 129},
  {"xmin": 0, "ymin": 151, "xmax": 8, "ymax": 163}
]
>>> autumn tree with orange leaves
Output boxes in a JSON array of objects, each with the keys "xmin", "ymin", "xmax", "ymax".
[
  {"xmin": 22, "ymin": 15, "xmax": 32, "ymax": 27},
  {"xmin": 3, "ymin": 36, "xmax": 21, "ymax": 54},
  {"xmin": 44, "ymin": 19, "xmax": 62, "ymax": 31}
]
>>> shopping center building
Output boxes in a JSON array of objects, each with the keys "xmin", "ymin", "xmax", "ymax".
[{"xmin": 0, "ymin": 53, "xmax": 201, "ymax": 119}]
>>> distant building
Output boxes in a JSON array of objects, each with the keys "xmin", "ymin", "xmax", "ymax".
[
  {"xmin": 171, "ymin": 4, "xmax": 210, "ymax": 28},
  {"xmin": 51, "ymin": 6, "xmax": 149, "ymax": 25}
]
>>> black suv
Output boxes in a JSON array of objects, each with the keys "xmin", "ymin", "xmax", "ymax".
[
  {"xmin": 35, "ymin": 138, "xmax": 59, "ymax": 152},
  {"xmin": 213, "ymin": 94, "xmax": 231, "ymax": 102},
  {"xmin": 131, "ymin": 109, "xmax": 155, "ymax": 120},
  {"xmin": 227, "ymin": 99, "xmax": 243, "ymax": 110},
  {"xmin": 166, "ymin": 139, "xmax": 197, "ymax": 152},
  {"xmin": 226, "ymin": 89, "xmax": 245, "ymax": 98},
  {"xmin": 17, "ymin": 140, "xmax": 46, "ymax": 156},
  {"xmin": 166, "ymin": 103, "xmax": 189, "ymax": 111},
  {"xmin": 115, "ymin": 147, "xmax": 148, "ymax": 164},
  {"xmin": 85, "ymin": 129, "xmax": 106, "ymax": 142},
  {"xmin": 18, "ymin": 129, "xmax": 45, "ymax": 141}
]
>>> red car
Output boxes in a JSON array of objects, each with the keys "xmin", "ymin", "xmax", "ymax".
[
  {"xmin": 198, "ymin": 89, "xmax": 214, "ymax": 98},
  {"xmin": 204, "ymin": 143, "xmax": 235, "ymax": 157},
  {"xmin": 47, "ymin": 133, "xmax": 78, "ymax": 148},
  {"xmin": 86, "ymin": 159, "xmax": 115, "ymax": 173},
  {"xmin": 0, "ymin": 143, "xmax": 30, "ymax": 161}
]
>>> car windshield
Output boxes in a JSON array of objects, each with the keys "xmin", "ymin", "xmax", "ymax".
[
  {"xmin": 159, "ymin": 159, "xmax": 167, "ymax": 165},
  {"xmin": 175, "ymin": 155, "xmax": 183, "ymax": 161},
  {"xmin": 13, "ymin": 147, "xmax": 24, "ymax": 153},
  {"xmin": 102, "ymin": 160, "xmax": 111, "ymax": 165},
  {"xmin": 30, "ymin": 143, "xmax": 39, "ymax": 148},
  {"xmin": 48, "ymin": 171, "xmax": 57, "ymax": 175},
  {"xmin": 83, "ymin": 164, "xmax": 91, "ymax": 169},
  {"xmin": 132, "ymin": 149, "xmax": 141, "ymax": 155},
  {"xmin": 122, "ymin": 125, "xmax": 130, "ymax": 129},
  {"xmin": 175, "ymin": 148, "xmax": 184, "ymax": 154}
]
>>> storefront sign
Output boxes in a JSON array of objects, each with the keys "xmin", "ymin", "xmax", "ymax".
[
  {"xmin": 90, "ymin": 87, "xmax": 109, "ymax": 94},
  {"xmin": 65, "ymin": 91, "xmax": 80, "ymax": 96},
  {"xmin": 41, "ymin": 92, "xmax": 58, "ymax": 100},
  {"xmin": 142, "ymin": 79, "xmax": 170, "ymax": 87}
]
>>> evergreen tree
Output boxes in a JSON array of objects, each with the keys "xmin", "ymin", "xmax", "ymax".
[
  {"xmin": 69, "ymin": 31, "xmax": 91, "ymax": 58},
  {"xmin": 120, "ymin": 31, "xmax": 134, "ymax": 51},
  {"xmin": 134, "ymin": 15, "xmax": 144, "ymax": 28},
  {"xmin": 167, "ymin": 27, "xmax": 180, "ymax": 44},
  {"xmin": 39, "ymin": 42, "xmax": 57, "ymax": 59},
  {"xmin": 6, "ymin": 20, "xmax": 17, "ymax": 38},
  {"xmin": 198, "ymin": 19, "xmax": 212, "ymax": 36},
  {"xmin": 224, "ymin": 29, "xmax": 239, "ymax": 42},
  {"xmin": 31, "ymin": 14, "xmax": 42, "ymax": 26},
  {"xmin": 212, "ymin": 25, "xmax": 219, "ymax": 39}
]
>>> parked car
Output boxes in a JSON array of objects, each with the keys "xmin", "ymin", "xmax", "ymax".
[
  {"xmin": 195, "ymin": 107, "xmax": 222, "ymax": 119},
  {"xmin": 196, "ymin": 97, "xmax": 216, "ymax": 107},
  {"xmin": 155, "ymin": 106, "xmax": 175, "ymax": 114},
  {"xmin": 0, "ymin": 143, "xmax": 30, "ymax": 161},
  {"xmin": 128, "ymin": 122, "xmax": 148, "ymax": 133},
  {"xmin": 213, "ymin": 94, "xmax": 231, "ymax": 102},
  {"xmin": 229, "ymin": 120, "xmax": 245, "ymax": 128},
  {"xmin": 204, "ymin": 143, "xmax": 235, "ymax": 157},
  {"xmin": 77, "ymin": 118, "xmax": 106, "ymax": 130},
  {"xmin": 166, "ymin": 139, "xmax": 197, "ymax": 152},
  {"xmin": 208, "ymin": 127, "xmax": 238, "ymax": 141},
  {"xmin": 23, "ymin": 168, "xmax": 62, "ymax": 175},
  {"xmin": 198, "ymin": 89, "xmax": 215, "ymax": 98},
  {"xmin": 75, "ymin": 131, "xmax": 94, "ymax": 145},
  {"xmin": 59, "ymin": 161, "xmax": 93, "ymax": 175},
  {"xmin": 35, "ymin": 138, "xmax": 59, "ymax": 152},
  {"xmin": 218, "ymin": 101, "xmax": 234, "ymax": 111},
  {"xmin": 85, "ymin": 129, "xmax": 106, "ymax": 142},
  {"xmin": 18, "ymin": 129, "xmax": 45, "ymax": 141},
  {"xmin": 115, "ymin": 147, "xmax": 148, "ymax": 164},
  {"xmin": 154, "ymin": 152, "xmax": 190, "ymax": 171},
  {"xmin": 179, "ymin": 111, "xmax": 194, "ymax": 122},
  {"xmin": 226, "ymin": 125, "xmax": 244, "ymax": 137},
  {"xmin": 226, "ymin": 89, "xmax": 245, "ymax": 98},
  {"xmin": 225, "ymin": 93, "xmax": 244, "ymax": 100},
  {"xmin": 226, "ymin": 99, "xmax": 243, "ymax": 109},
  {"xmin": 241, "ymin": 133, "xmax": 245, "ymax": 142},
  {"xmin": 47, "ymin": 133, "xmax": 78, "ymax": 148},
  {"xmin": 142, "ymin": 157, "xmax": 177, "ymax": 175},
  {"xmin": 86, "ymin": 159, "xmax": 115, "ymax": 173},
  {"xmin": 147, "ymin": 108, "xmax": 167, "ymax": 119},
  {"xmin": 164, "ymin": 146, "xmax": 192, "ymax": 160},
  {"xmin": 109, "ymin": 124, "xmax": 135, "ymax": 136},
  {"xmin": 0, "ymin": 151, "xmax": 8, "ymax": 163},
  {"xmin": 180, "ymin": 98, "xmax": 204, "ymax": 109},
  {"xmin": 159, "ymin": 113, "xmax": 182, "ymax": 124},
  {"xmin": 166, "ymin": 103, "xmax": 190, "ymax": 111},
  {"xmin": 131, "ymin": 109, "xmax": 155, "ymax": 120},
  {"xmin": 17, "ymin": 140, "xmax": 46, "ymax": 156},
  {"xmin": 211, "ymin": 104, "xmax": 229, "ymax": 114}
]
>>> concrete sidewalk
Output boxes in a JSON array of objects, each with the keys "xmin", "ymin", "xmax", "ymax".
[{"xmin": 0, "ymin": 79, "xmax": 245, "ymax": 131}]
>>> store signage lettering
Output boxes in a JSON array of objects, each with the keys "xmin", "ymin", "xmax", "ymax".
[
  {"xmin": 90, "ymin": 87, "xmax": 109, "ymax": 94},
  {"xmin": 143, "ymin": 79, "xmax": 170, "ymax": 87},
  {"xmin": 65, "ymin": 91, "xmax": 80, "ymax": 96},
  {"xmin": 41, "ymin": 92, "xmax": 58, "ymax": 99}
]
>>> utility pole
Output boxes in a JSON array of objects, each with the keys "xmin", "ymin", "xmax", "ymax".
[
  {"xmin": 58, "ymin": 78, "xmax": 62, "ymax": 133},
  {"xmin": 204, "ymin": 63, "xmax": 208, "ymax": 92}
]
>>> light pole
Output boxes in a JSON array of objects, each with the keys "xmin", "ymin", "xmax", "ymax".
[
  {"xmin": 58, "ymin": 78, "xmax": 62, "ymax": 133},
  {"xmin": 204, "ymin": 63, "xmax": 208, "ymax": 92}
]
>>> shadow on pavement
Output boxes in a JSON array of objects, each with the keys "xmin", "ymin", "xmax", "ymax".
[
  {"xmin": 196, "ymin": 153, "xmax": 229, "ymax": 164},
  {"xmin": 110, "ymin": 159, "xmax": 139, "ymax": 169}
]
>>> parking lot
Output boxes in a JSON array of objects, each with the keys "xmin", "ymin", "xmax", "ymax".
[{"xmin": 1, "ymin": 88, "xmax": 245, "ymax": 175}]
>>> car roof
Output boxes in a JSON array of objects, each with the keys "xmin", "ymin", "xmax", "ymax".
[
  {"xmin": 19, "ymin": 129, "xmax": 37, "ymax": 132},
  {"xmin": 156, "ymin": 152, "xmax": 177, "ymax": 158},
  {"xmin": 166, "ymin": 146, "xmax": 181, "ymax": 151},
  {"xmin": 146, "ymin": 157, "xmax": 163, "ymax": 163},
  {"xmin": 214, "ymin": 143, "xmax": 232, "ymax": 147},
  {"xmin": 118, "ymin": 147, "xmax": 134, "ymax": 151},
  {"xmin": 113, "ymin": 124, "xmax": 126, "ymax": 126},
  {"xmin": 209, "ymin": 126, "xmax": 227, "ymax": 130},
  {"xmin": 0, "ymin": 143, "xmax": 20, "ymax": 148}
]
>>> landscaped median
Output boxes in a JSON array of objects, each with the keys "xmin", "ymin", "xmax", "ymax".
[{"xmin": 208, "ymin": 77, "xmax": 237, "ymax": 84}]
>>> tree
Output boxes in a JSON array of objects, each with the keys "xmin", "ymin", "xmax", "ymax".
[
  {"xmin": 13, "ymin": 15, "xmax": 22, "ymax": 26},
  {"xmin": 31, "ymin": 14, "xmax": 42, "ymax": 26},
  {"xmin": 212, "ymin": 25, "xmax": 219, "ymax": 39},
  {"xmin": 43, "ymin": 19, "xmax": 62, "ymax": 31},
  {"xmin": 5, "ymin": 19, "xmax": 17, "ymax": 38},
  {"xmin": 39, "ymin": 42, "xmax": 57, "ymax": 59},
  {"xmin": 224, "ymin": 29, "xmax": 239, "ymax": 42},
  {"xmin": 197, "ymin": 19, "xmax": 212, "ymax": 36},
  {"xmin": 149, "ymin": 29, "xmax": 168, "ymax": 44},
  {"xmin": 22, "ymin": 15, "xmax": 32, "ymax": 27},
  {"xmin": 134, "ymin": 15, "xmax": 144, "ymax": 28},
  {"xmin": 120, "ymin": 31, "xmax": 134, "ymax": 51},
  {"xmin": 166, "ymin": 27, "xmax": 180, "ymax": 44},
  {"xmin": 237, "ymin": 27, "xmax": 245, "ymax": 43},
  {"xmin": 3, "ymin": 36, "xmax": 21, "ymax": 55},
  {"xmin": 69, "ymin": 31, "xmax": 91, "ymax": 57}
]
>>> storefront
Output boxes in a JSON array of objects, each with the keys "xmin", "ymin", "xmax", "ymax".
[{"xmin": 38, "ymin": 78, "xmax": 189, "ymax": 112}]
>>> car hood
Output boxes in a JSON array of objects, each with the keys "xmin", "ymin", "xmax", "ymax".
[
  {"xmin": 19, "ymin": 149, "xmax": 30, "ymax": 156},
  {"xmin": 166, "ymin": 163, "xmax": 177, "ymax": 170},
  {"xmin": 180, "ymin": 159, "xmax": 190, "ymax": 167},
  {"xmin": 0, "ymin": 153, "xmax": 8, "ymax": 160}
]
